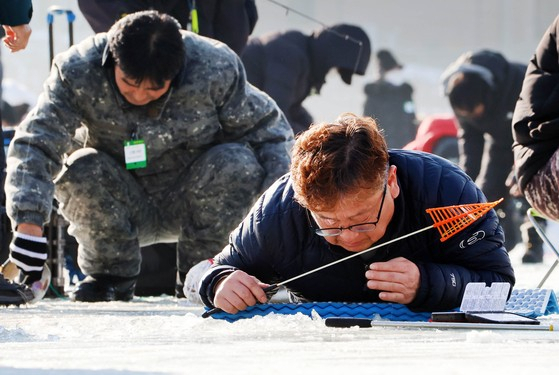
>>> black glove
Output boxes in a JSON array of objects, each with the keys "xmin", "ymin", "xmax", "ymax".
[{"xmin": 9, "ymin": 232, "xmax": 48, "ymax": 284}]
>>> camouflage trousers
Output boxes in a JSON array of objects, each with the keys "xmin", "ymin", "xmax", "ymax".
[
  {"xmin": 524, "ymin": 147, "xmax": 559, "ymax": 222},
  {"xmin": 54, "ymin": 143, "xmax": 265, "ymax": 278}
]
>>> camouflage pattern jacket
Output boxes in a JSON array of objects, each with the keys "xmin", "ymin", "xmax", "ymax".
[{"xmin": 6, "ymin": 31, "xmax": 294, "ymax": 227}]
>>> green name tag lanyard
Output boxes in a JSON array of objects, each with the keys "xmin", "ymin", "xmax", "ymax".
[
  {"xmin": 190, "ymin": 1, "xmax": 199, "ymax": 33},
  {"xmin": 124, "ymin": 139, "xmax": 147, "ymax": 170}
]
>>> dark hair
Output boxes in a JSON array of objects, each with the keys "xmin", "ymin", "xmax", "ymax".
[
  {"xmin": 448, "ymin": 73, "xmax": 490, "ymax": 112},
  {"xmin": 290, "ymin": 113, "xmax": 388, "ymax": 211},
  {"xmin": 377, "ymin": 49, "xmax": 402, "ymax": 72},
  {"xmin": 108, "ymin": 10, "xmax": 185, "ymax": 87}
]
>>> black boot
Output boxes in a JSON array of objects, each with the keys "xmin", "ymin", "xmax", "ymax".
[
  {"xmin": 0, "ymin": 273, "xmax": 35, "ymax": 306},
  {"xmin": 175, "ymin": 271, "xmax": 186, "ymax": 299},
  {"xmin": 521, "ymin": 223, "xmax": 544, "ymax": 264},
  {"xmin": 71, "ymin": 274, "xmax": 137, "ymax": 302}
]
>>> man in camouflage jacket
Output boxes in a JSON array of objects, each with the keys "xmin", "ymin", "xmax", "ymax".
[{"xmin": 4, "ymin": 11, "xmax": 293, "ymax": 302}]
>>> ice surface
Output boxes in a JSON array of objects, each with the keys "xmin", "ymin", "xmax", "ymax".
[
  {"xmin": 3, "ymin": 1, "xmax": 559, "ymax": 372},
  {"xmin": 2, "ymin": 242, "xmax": 559, "ymax": 375}
]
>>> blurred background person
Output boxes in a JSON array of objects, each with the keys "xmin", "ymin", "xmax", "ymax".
[
  {"xmin": 241, "ymin": 23, "xmax": 371, "ymax": 134},
  {"xmin": 77, "ymin": 0, "xmax": 258, "ymax": 55},
  {"xmin": 1, "ymin": 0, "xmax": 32, "ymax": 53},
  {"xmin": 363, "ymin": 49, "xmax": 417, "ymax": 148},
  {"xmin": 1, "ymin": 0, "xmax": 33, "ymax": 302},
  {"xmin": 1, "ymin": 0, "xmax": 33, "ymax": 195},
  {"xmin": 513, "ymin": 15, "xmax": 559, "ymax": 225},
  {"xmin": 1, "ymin": 0, "xmax": 33, "ymax": 257},
  {"xmin": 441, "ymin": 49, "xmax": 544, "ymax": 263}
]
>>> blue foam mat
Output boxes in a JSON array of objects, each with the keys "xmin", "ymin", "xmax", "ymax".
[
  {"xmin": 208, "ymin": 288, "xmax": 559, "ymax": 323},
  {"xmin": 209, "ymin": 301, "xmax": 432, "ymax": 323}
]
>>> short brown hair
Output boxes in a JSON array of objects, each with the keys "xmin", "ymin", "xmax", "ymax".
[{"xmin": 290, "ymin": 113, "xmax": 388, "ymax": 210}]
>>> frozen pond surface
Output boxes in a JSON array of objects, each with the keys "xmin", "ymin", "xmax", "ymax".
[{"xmin": 2, "ymin": 243, "xmax": 559, "ymax": 375}]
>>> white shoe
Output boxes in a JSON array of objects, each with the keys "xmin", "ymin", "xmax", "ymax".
[{"xmin": 183, "ymin": 259, "xmax": 213, "ymax": 305}]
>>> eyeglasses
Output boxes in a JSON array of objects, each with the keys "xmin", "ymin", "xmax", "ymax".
[{"xmin": 309, "ymin": 181, "xmax": 388, "ymax": 237}]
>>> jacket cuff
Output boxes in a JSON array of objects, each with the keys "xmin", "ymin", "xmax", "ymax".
[
  {"xmin": 199, "ymin": 265, "xmax": 237, "ymax": 308},
  {"xmin": 1, "ymin": 0, "xmax": 33, "ymax": 25},
  {"xmin": 406, "ymin": 262, "xmax": 429, "ymax": 311},
  {"xmin": 12, "ymin": 211, "xmax": 48, "ymax": 230}
]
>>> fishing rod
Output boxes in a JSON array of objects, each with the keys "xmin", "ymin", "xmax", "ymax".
[{"xmin": 201, "ymin": 199, "xmax": 503, "ymax": 318}]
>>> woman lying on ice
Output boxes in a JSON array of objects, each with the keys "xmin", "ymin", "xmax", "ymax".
[{"xmin": 199, "ymin": 113, "xmax": 515, "ymax": 314}]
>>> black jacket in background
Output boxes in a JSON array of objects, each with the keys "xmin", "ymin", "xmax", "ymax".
[
  {"xmin": 442, "ymin": 50, "xmax": 526, "ymax": 201},
  {"xmin": 200, "ymin": 150, "xmax": 514, "ymax": 312},
  {"xmin": 0, "ymin": 0, "xmax": 33, "ymax": 26},
  {"xmin": 513, "ymin": 15, "xmax": 559, "ymax": 192},
  {"xmin": 363, "ymin": 80, "xmax": 416, "ymax": 149},
  {"xmin": 241, "ymin": 24, "xmax": 371, "ymax": 134},
  {"xmin": 77, "ymin": 0, "xmax": 257, "ymax": 55}
]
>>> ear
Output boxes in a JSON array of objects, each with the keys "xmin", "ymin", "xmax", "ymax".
[{"xmin": 387, "ymin": 165, "xmax": 400, "ymax": 199}]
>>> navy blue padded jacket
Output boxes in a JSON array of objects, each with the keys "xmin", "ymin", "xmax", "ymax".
[{"xmin": 200, "ymin": 150, "xmax": 515, "ymax": 312}]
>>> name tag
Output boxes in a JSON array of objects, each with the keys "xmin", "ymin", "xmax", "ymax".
[{"xmin": 124, "ymin": 139, "xmax": 147, "ymax": 169}]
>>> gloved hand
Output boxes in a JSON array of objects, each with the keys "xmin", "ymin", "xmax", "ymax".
[{"xmin": 9, "ymin": 232, "xmax": 48, "ymax": 284}]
